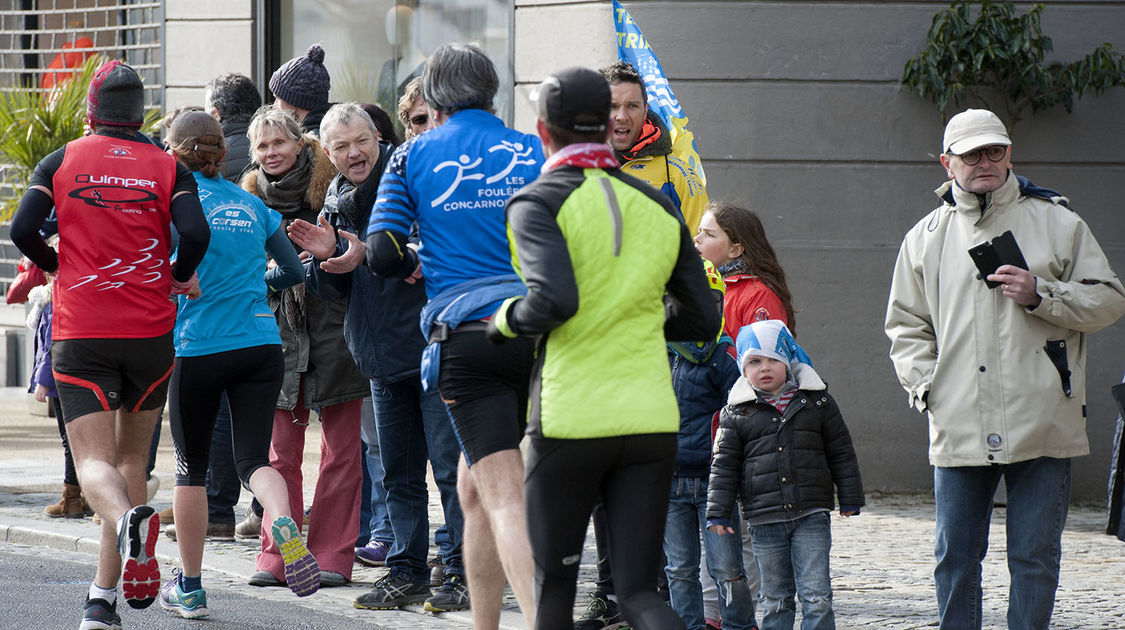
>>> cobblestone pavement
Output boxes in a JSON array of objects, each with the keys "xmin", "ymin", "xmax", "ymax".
[{"xmin": 3, "ymin": 388, "xmax": 1125, "ymax": 628}]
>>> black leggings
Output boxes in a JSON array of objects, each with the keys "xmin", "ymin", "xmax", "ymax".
[
  {"xmin": 168, "ymin": 345, "xmax": 283, "ymax": 488},
  {"xmin": 524, "ymin": 433, "xmax": 685, "ymax": 630},
  {"xmin": 52, "ymin": 398, "xmax": 78, "ymax": 486}
]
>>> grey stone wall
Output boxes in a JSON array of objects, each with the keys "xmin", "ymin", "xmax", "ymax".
[
  {"xmin": 515, "ymin": 0, "xmax": 1125, "ymax": 500},
  {"xmin": 164, "ymin": 0, "xmax": 255, "ymax": 110}
]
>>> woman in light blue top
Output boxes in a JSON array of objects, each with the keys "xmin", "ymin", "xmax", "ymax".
[{"xmin": 159, "ymin": 111, "xmax": 319, "ymax": 618}]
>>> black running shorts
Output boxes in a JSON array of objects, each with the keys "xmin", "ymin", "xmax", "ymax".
[
  {"xmin": 438, "ymin": 322, "xmax": 535, "ymax": 466},
  {"xmin": 51, "ymin": 332, "xmax": 174, "ymax": 423}
]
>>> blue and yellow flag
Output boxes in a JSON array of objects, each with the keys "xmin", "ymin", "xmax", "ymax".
[{"xmin": 612, "ymin": 0, "xmax": 708, "ymax": 229}]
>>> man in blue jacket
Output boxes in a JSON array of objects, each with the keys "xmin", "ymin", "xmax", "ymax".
[
  {"xmin": 365, "ymin": 43, "xmax": 543, "ymax": 629},
  {"xmin": 288, "ymin": 102, "xmax": 466, "ymax": 611}
]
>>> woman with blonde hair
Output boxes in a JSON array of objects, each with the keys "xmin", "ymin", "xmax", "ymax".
[{"xmin": 240, "ymin": 105, "xmax": 371, "ymax": 589}]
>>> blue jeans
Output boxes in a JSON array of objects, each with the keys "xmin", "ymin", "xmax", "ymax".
[
  {"xmin": 206, "ymin": 394, "xmax": 241, "ymax": 524},
  {"xmin": 373, "ymin": 378, "xmax": 464, "ymax": 584},
  {"xmin": 664, "ymin": 476, "xmax": 756, "ymax": 630},
  {"xmin": 358, "ymin": 396, "xmax": 393, "ymax": 546},
  {"xmin": 933, "ymin": 457, "xmax": 1070, "ymax": 630},
  {"xmin": 750, "ymin": 511, "xmax": 835, "ymax": 630}
]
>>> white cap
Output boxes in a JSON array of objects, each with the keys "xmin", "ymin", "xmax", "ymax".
[{"xmin": 943, "ymin": 108, "xmax": 1011, "ymax": 154}]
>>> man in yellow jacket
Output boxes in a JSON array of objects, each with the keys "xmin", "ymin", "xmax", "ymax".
[
  {"xmin": 600, "ymin": 60, "xmax": 708, "ymax": 234},
  {"xmin": 885, "ymin": 108, "xmax": 1125, "ymax": 630}
]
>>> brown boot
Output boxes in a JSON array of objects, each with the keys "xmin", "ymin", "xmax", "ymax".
[{"xmin": 43, "ymin": 484, "xmax": 90, "ymax": 518}]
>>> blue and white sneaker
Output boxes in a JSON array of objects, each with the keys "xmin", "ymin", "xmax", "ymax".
[{"xmin": 159, "ymin": 571, "xmax": 209, "ymax": 619}]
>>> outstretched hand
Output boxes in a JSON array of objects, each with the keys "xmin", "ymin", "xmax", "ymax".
[
  {"xmin": 319, "ymin": 229, "xmax": 366, "ymax": 274},
  {"xmin": 287, "ymin": 216, "xmax": 338, "ymax": 260}
]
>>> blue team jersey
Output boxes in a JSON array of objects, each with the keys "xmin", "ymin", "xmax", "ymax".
[
  {"xmin": 174, "ymin": 173, "xmax": 283, "ymax": 357},
  {"xmin": 367, "ymin": 109, "xmax": 544, "ymax": 319}
]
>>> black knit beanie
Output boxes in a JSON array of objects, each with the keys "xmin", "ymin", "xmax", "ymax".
[
  {"xmin": 86, "ymin": 60, "xmax": 144, "ymax": 127},
  {"xmin": 269, "ymin": 44, "xmax": 331, "ymax": 112}
]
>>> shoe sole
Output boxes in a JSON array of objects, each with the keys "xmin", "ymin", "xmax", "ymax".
[
  {"xmin": 272, "ymin": 515, "xmax": 320, "ymax": 597},
  {"xmin": 160, "ymin": 598, "xmax": 210, "ymax": 619},
  {"xmin": 78, "ymin": 619, "xmax": 122, "ymax": 630},
  {"xmin": 353, "ymin": 593, "xmax": 431, "ymax": 610},
  {"xmin": 424, "ymin": 600, "xmax": 471, "ymax": 613},
  {"xmin": 355, "ymin": 555, "xmax": 387, "ymax": 567},
  {"xmin": 120, "ymin": 506, "xmax": 160, "ymax": 609}
]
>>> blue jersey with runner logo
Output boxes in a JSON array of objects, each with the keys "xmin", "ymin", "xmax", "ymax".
[
  {"xmin": 367, "ymin": 109, "xmax": 543, "ymax": 319},
  {"xmin": 174, "ymin": 173, "xmax": 282, "ymax": 357}
]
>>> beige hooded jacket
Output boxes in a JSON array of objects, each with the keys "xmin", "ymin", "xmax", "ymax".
[{"xmin": 885, "ymin": 172, "xmax": 1125, "ymax": 467}]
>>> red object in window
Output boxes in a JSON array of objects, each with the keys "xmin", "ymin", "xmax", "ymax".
[
  {"xmin": 39, "ymin": 37, "xmax": 96, "ymax": 90},
  {"xmin": 6, "ymin": 257, "xmax": 47, "ymax": 304}
]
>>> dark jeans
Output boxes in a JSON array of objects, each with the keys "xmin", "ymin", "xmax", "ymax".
[
  {"xmin": 933, "ymin": 458, "xmax": 1070, "ymax": 630},
  {"xmin": 374, "ymin": 377, "xmax": 464, "ymax": 584}
]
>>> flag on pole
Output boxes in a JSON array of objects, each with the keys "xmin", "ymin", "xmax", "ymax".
[{"xmin": 612, "ymin": 0, "xmax": 708, "ymax": 229}]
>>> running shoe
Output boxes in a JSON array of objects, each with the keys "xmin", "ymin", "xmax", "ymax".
[
  {"xmin": 424, "ymin": 574, "xmax": 470, "ymax": 613},
  {"xmin": 574, "ymin": 590, "xmax": 624, "ymax": 629},
  {"xmin": 272, "ymin": 515, "xmax": 320, "ymax": 597},
  {"xmin": 159, "ymin": 571, "xmax": 209, "ymax": 619},
  {"xmin": 117, "ymin": 505, "xmax": 160, "ymax": 609},
  {"xmin": 353, "ymin": 573, "xmax": 432, "ymax": 610},
  {"xmin": 354, "ymin": 539, "xmax": 390, "ymax": 566},
  {"xmin": 79, "ymin": 597, "xmax": 121, "ymax": 630}
]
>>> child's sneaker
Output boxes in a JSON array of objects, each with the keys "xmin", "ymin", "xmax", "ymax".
[
  {"xmin": 79, "ymin": 597, "xmax": 121, "ymax": 630},
  {"xmin": 272, "ymin": 515, "xmax": 320, "ymax": 597},
  {"xmin": 159, "ymin": 571, "xmax": 209, "ymax": 619},
  {"xmin": 117, "ymin": 505, "xmax": 160, "ymax": 609}
]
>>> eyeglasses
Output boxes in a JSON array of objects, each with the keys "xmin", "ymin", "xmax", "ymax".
[
  {"xmin": 952, "ymin": 145, "xmax": 1007, "ymax": 166},
  {"xmin": 409, "ymin": 114, "xmax": 428, "ymax": 127}
]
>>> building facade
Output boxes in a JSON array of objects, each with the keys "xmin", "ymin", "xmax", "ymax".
[{"xmin": 4, "ymin": 0, "xmax": 1125, "ymax": 499}]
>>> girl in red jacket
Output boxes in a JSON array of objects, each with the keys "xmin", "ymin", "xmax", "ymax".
[{"xmin": 694, "ymin": 202, "xmax": 796, "ymax": 342}]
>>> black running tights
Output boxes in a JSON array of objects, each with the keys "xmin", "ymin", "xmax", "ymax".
[
  {"xmin": 524, "ymin": 433, "xmax": 685, "ymax": 630},
  {"xmin": 168, "ymin": 345, "xmax": 283, "ymax": 487}
]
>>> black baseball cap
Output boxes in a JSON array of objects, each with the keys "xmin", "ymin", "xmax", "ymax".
[{"xmin": 531, "ymin": 67, "xmax": 610, "ymax": 133}]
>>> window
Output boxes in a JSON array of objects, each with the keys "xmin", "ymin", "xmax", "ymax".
[{"xmin": 275, "ymin": 0, "xmax": 513, "ymax": 129}]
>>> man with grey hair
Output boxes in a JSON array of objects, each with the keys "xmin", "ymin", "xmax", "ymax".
[
  {"xmin": 365, "ymin": 43, "xmax": 544, "ymax": 628},
  {"xmin": 885, "ymin": 108, "xmax": 1125, "ymax": 629},
  {"xmin": 288, "ymin": 102, "xmax": 468, "ymax": 613}
]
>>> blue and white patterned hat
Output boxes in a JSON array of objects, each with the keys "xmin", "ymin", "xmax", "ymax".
[{"xmin": 735, "ymin": 319, "xmax": 812, "ymax": 372}]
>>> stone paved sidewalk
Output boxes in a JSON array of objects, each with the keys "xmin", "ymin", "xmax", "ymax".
[{"xmin": 3, "ymin": 387, "xmax": 1124, "ymax": 628}]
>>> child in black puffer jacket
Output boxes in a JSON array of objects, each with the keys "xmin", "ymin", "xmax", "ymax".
[{"xmin": 706, "ymin": 319, "xmax": 863, "ymax": 630}]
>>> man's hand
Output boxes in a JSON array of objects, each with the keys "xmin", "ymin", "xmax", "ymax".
[
  {"xmin": 33, "ymin": 384, "xmax": 48, "ymax": 403},
  {"xmin": 319, "ymin": 229, "xmax": 366, "ymax": 274},
  {"xmin": 287, "ymin": 216, "xmax": 338, "ymax": 260},
  {"xmin": 707, "ymin": 524, "xmax": 735, "ymax": 535},
  {"xmin": 404, "ymin": 241, "xmax": 423, "ymax": 285},
  {"xmin": 987, "ymin": 265, "xmax": 1041, "ymax": 308}
]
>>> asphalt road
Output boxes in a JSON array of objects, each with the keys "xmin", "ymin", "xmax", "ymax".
[{"xmin": 0, "ymin": 540, "xmax": 459, "ymax": 629}]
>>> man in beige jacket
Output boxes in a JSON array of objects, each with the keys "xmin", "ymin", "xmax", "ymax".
[{"xmin": 885, "ymin": 108, "xmax": 1125, "ymax": 630}]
